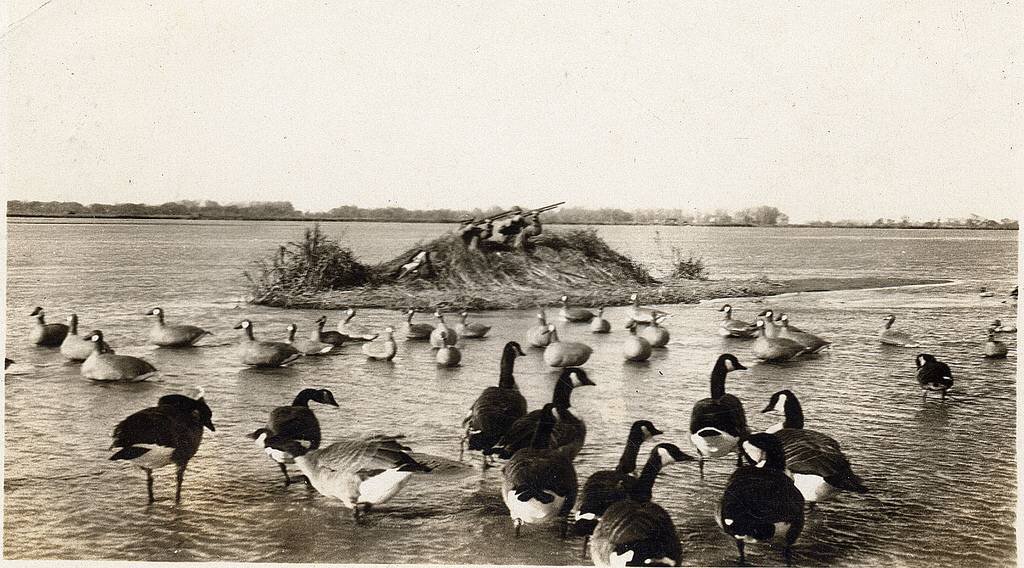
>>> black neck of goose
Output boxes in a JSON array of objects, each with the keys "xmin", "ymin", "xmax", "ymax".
[
  {"xmin": 69, "ymin": 316, "xmax": 78, "ymax": 335},
  {"xmin": 287, "ymin": 327, "xmax": 297, "ymax": 342},
  {"xmin": 551, "ymin": 376, "xmax": 575, "ymax": 408},
  {"xmin": 633, "ymin": 450, "xmax": 664, "ymax": 500},
  {"xmin": 243, "ymin": 325, "xmax": 255, "ymax": 340},
  {"xmin": 615, "ymin": 428, "xmax": 646, "ymax": 474},
  {"xmin": 154, "ymin": 312, "xmax": 165, "ymax": 325},
  {"xmin": 530, "ymin": 414, "xmax": 558, "ymax": 450},
  {"xmin": 498, "ymin": 347, "xmax": 519, "ymax": 389},
  {"xmin": 760, "ymin": 443, "xmax": 788, "ymax": 470},
  {"xmin": 710, "ymin": 363, "xmax": 728, "ymax": 399},
  {"xmin": 291, "ymin": 391, "xmax": 315, "ymax": 407},
  {"xmin": 784, "ymin": 397, "xmax": 804, "ymax": 429},
  {"xmin": 406, "ymin": 312, "xmax": 414, "ymax": 323}
]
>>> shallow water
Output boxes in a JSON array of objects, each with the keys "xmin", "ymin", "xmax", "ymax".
[{"xmin": 3, "ymin": 219, "xmax": 1018, "ymax": 565}]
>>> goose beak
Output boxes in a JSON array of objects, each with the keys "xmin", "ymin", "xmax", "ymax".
[
  {"xmin": 204, "ymin": 420, "xmax": 216, "ymax": 432},
  {"xmin": 651, "ymin": 427, "xmax": 664, "ymax": 436},
  {"xmin": 735, "ymin": 362, "xmax": 747, "ymax": 371},
  {"xmin": 761, "ymin": 403, "xmax": 775, "ymax": 413}
]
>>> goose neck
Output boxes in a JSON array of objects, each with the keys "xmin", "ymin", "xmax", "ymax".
[
  {"xmin": 69, "ymin": 316, "xmax": 78, "ymax": 335},
  {"xmin": 616, "ymin": 429, "xmax": 645, "ymax": 474},
  {"xmin": 291, "ymin": 391, "xmax": 315, "ymax": 407},
  {"xmin": 709, "ymin": 365, "xmax": 728, "ymax": 399},
  {"xmin": 287, "ymin": 327, "xmax": 297, "ymax": 342},
  {"xmin": 783, "ymin": 397, "xmax": 805, "ymax": 429},
  {"xmin": 551, "ymin": 377, "xmax": 575, "ymax": 408},
  {"xmin": 633, "ymin": 451, "xmax": 663, "ymax": 500},
  {"xmin": 498, "ymin": 348, "xmax": 519, "ymax": 388},
  {"xmin": 529, "ymin": 414, "xmax": 558, "ymax": 449}
]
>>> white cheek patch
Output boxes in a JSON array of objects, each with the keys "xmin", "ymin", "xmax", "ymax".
[
  {"xmin": 657, "ymin": 447, "xmax": 673, "ymax": 463},
  {"xmin": 725, "ymin": 360, "xmax": 735, "ymax": 371},
  {"xmin": 777, "ymin": 393, "xmax": 788, "ymax": 409},
  {"xmin": 724, "ymin": 518, "xmax": 734, "ymax": 525}
]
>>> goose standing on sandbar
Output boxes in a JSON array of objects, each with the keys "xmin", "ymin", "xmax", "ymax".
[
  {"xmin": 718, "ymin": 304, "xmax": 757, "ymax": 338},
  {"xmin": 311, "ymin": 316, "xmax": 346, "ymax": 346},
  {"xmin": 145, "ymin": 307, "xmax": 210, "ymax": 347},
  {"xmin": 983, "ymin": 328, "xmax": 1008, "ymax": 358},
  {"xmin": 640, "ymin": 314, "xmax": 670, "ymax": 348},
  {"xmin": 915, "ymin": 353, "xmax": 953, "ymax": 401},
  {"xmin": 430, "ymin": 311, "xmax": 458, "ymax": 348},
  {"xmin": 590, "ymin": 307, "xmax": 611, "ymax": 333},
  {"xmin": 689, "ymin": 354, "xmax": 749, "ymax": 478},
  {"xmin": 461, "ymin": 341, "xmax": 528, "ymax": 465},
  {"xmin": 879, "ymin": 314, "xmax": 918, "ymax": 347},
  {"xmin": 362, "ymin": 327, "xmax": 398, "ymax": 361},
  {"xmin": 436, "ymin": 331, "xmax": 462, "ymax": 367},
  {"xmin": 456, "ymin": 311, "xmax": 491, "ymax": 338},
  {"xmin": 402, "ymin": 309, "xmax": 435, "ymax": 340},
  {"xmin": 81, "ymin": 330, "xmax": 157, "ymax": 382},
  {"xmin": 61, "ymin": 314, "xmax": 97, "ymax": 361},
  {"xmin": 234, "ymin": 320, "xmax": 302, "ymax": 367},
  {"xmin": 337, "ymin": 308, "xmax": 379, "ymax": 341},
  {"xmin": 527, "ymin": 309, "xmax": 552, "ymax": 348},
  {"xmin": 628, "ymin": 293, "xmax": 668, "ymax": 325},
  {"xmin": 286, "ymin": 323, "xmax": 336, "ymax": 355},
  {"xmin": 560, "ymin": 295, "xmax": 595, "ymax": 323},
  {"xmin": 250, "ymin": 388, "xmax": 339, "ymax": 485},
  {"xmin": 752, "ymin": 320, "xmax": 807, "ymax": 362},
  {"xmin": 29, "ymin": 307, "xmax": 68, "ymax": 346},
  {"xmin": 776, "ymin": 314, "xmax": 831, "ymax": 354},
  {"xmin": 622, "ymin": 320, "xmax": 653, "ymax": 362},
  {"xmin": 544, "ymin": 324, "xmax": 593, "ymax": 367}
]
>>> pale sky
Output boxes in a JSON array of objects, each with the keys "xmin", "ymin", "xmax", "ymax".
[{"xmin": 3, "ymin": 1, "xmax": 1021, "ymax": 222}]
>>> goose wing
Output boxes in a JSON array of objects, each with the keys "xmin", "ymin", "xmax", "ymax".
[
  {"xmin": 312, "ymin": 435, "xmax": 425, "ymax": 478},
  {"xmin": 577, "ymin": 470, "xmax": 634, "ymax": 519},
  {"xmin": 267, "ymin": 406, "xmax": 320, "ymax": 445},
  {"xmin": 721, "ymin": 468, "xmax": 804, "ymax": 525},
  {"xmin": 489, "ymin": 409, "xmax": 543, "ymax": 457},
  {"xmin": 112, "ymin": 407, "xmax": 176, "ymax": 449},
  {"xmin": 774, "ymin": 429, "xmax": 847, "ymax": 476},
  {"xmin": 591, "ymin": 501, "xmax": 681, "ymax": 566},
  {"xmin": 690, "ymin": 397, "xmax": 747, "ymax": 437},
  {"xmin": 464, "ymin": 387, "xmax": 528, "ymax": 450},
  {"xmin": 503, "ymin": 448, "xmax": 578, "ymax": 503}
]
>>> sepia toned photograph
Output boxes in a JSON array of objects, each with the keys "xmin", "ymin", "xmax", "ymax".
[{"xmin": 2, "ymin": 2, "xmax": 1020, "ymax": 567}]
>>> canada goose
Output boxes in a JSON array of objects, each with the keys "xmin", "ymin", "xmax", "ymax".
[
  {"xmin": 718, "ymin": 305, "xmax": 757, "ymax": 338},
  {"xmin": 991, "ymin": 319, "xmax": 1017, "ymax": 333},
  {"xmin": 501, "ymin": 404, "xmax": 578, "ymax": 537},
  {"xmin": 234, "ymin": 320, "xmax": 303, "ymax": 367},
  {"xmin": 527, "ymin": 309, "xmax": 552, "ymax": 348},
  {"xmin": 560, "ymin": 295, "xmax": 596, "ymax": 323},
  {"xmin": 363, "ymin": 327, "xmax": 398, "ymax": 361},
  {"xmin": 590, "ymin": 307, "xmax": 611, "ymax": 334},
  {"xmin": 915, "ymin": 353, "xmax": 953, "ymax": 401},
  {"xmin": 628, "ymin": 293, "xmax": 668, "ymax": 325},
  {"xmin": 286, "ymin": 323, "xmax": 335, "ymax": 355},
  {"xmin": 717, "ymin": 433, "xmax": 805, "ymax": 566},
  {"xmin": 262, "ymin": 433, "xmax": 432, "ymax": 522},
  {"xmin": 761, "ymin": 390, "xmax": 869, "ymax": 505},
  {"xmin": 462, "ymin": 342, "xmax": 528, "ymax": 464},
  {"xmin": 430, "ymin": 311, "xmax": 459, "ymax": 348},
  {"xmin": 623, "ymin": 320, "xmax": 653, "ymax": 362},
  {"xmin": 879, "ymin": 314, "xmax": 918, "ymax": 347},
  {"xmin": 61, "ymin": 314, "xmax": 98, "ymax": 361},
  {"xmin": 311, "ymin": 316, "xmax": 347, "ymax": 346},
  {"xmin": 776, "ymin": 315, "xmax": 831, "ymax": 353},
  {"xmin": 109, "ymin": 388, "xmax": 215, "ymax": 504},
  {"xmin": 402, "ymin": 309, "xmax": 435, "ymax": 340},
  {"xmin": 690, "ymin": 354, "xmax": 748, "ymax": 478},
  {"xmin": 978, "ymin": 287, "xmax": 995, "ymax": 298},
  {"xmin": 983, "ymin": 328, "xmax": 1008, "ymax": 358},
  {"xmin": 145, "ymin": 307, "xmax": 210, "ymax": 347},
  {"xmin": 456, "ymin": 312, "xmax": 491, "ymax": 338},
  {"xmin": 640, "ymin": 314, "xmax": 670, "ymax": 348},
  {"xmin": 544, "ymin": 324, "xmax": 593, "ymax": 367},
  {"xmin": 29, "ymin": 307, "xmax": 69, "ymax": 346},
  {"xmin": 336, "ymin": 307, "xmax": 379, "ymax": 341},
  {"xmin": 752, "ymin": 320, "xmax": 807, "ymax": 362},
  {"xmin": 249, "ymin": 388, "xmax": 339, "ymax": 485},
  {"xmin": 81, "ymin": 331, "xmax": 157, "ymax": 382},
  {"xmin": 488, "ymin": 368, "xmax": 596, "ymax": 460},
  {"xmin": 436, "ymin": 331, "xmax": 461, "ymax": 366}
]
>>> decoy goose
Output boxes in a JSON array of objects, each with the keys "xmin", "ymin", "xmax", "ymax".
[
  {"xmin": 527, "ymin": 309, "xmax": 552, "ymax": 348},
  {"xmin": 81, "ymin": 330, "xmax": 157, "ymax": 382},
  {"xmin": 544, "ymin": 324, "xmax": 593, "ymax": 367},
  {"xmin": 109, "ymin": 388, "xmax": 215, "ymax": 504},
  {"xmin": 501, "ymin": 404, "xmax": 578, "ymax": 537},
  {"xmin": 879, "ymin": 314, "xmax": 918, "ymax": 347},
  {"xmin": 262, "ymin": 433, "xmax": 432, "ymax": 522},
  {"xmin": 488, "ymin": 368, "xmax": 596, "ymax": 460},
  {"xmin": 145, "ymin": 307, "xmax": 210, "ymax": 347},
  {"xmin": 311, "ymin": 316, "xmax": 347, "ymax": 346},
  {"xmin": 575, "ymin": 421, "xmax": 663, "ymax": 540},
  {"xmin": 755, "ymin": 310, "xmax": 782, "ymax": 339},
  {"xmin": 362, "ymin": 327, "xmax": 398, "ymax": 361},
  {"xmin": 915, "ymin": 353, "xmax": 953, "ymax": 401},
  {"xmin": 286, "ymin": 323, "xmax": 335, "ymax": 355},
  {"xmin": 776, "ymin": 315, "xmax": 830, "ymax": 354},
  {"xmin": 588, "ymin": 444, "xmax": 694, "ymax": 567},
  {"xmin": 234, "ymin": 320, "xmax": 302, "ymax": 367},
  {"xmin": 430, "ymin": 311, "xmax": 459, "ymax": 348},
  {"xmin": 249, "ymin": 388, "xmax": 339, "ymax": 485},
  {"xmin": 717, "ymin": 433, "xmax": 805, "ymax": 567},
  {"xmin": 61, "ymin": 314, "xmax": 97, "ymax": 361},
  {"xmin": 436, "ymin": 331, "xmax": 461, "ymax": 367},
  {"xmin": 456, "ymin": 311, "xmax": 491, "ymax": 338},
  {"xmin": 983, "ymin": 328, "xmax": 1008, "ymax": 358},
  {"xmin": 336, "ymin": 307, "xmax": 379, "ymax": 341},
  {"xmin": 628, "ymin": 293, "xmax": 668, "ymax": 325},
  {"xmin": 640, "ymin": 314, "xmax": 670, "ymax": 348},
  {"xmin": 402, "ymin": 309, "xmax": 435, "ymax": 340},
  {"xmin": 622, "ymin": 320, "xmax": 653, "ymax": 362},
  {"xmin": 560, "ymin": 295, "xmax": 596, "ymax": 323},
  {"xmin": 718, "ymin": 304, "xmax": 758, "ymax": 338},
  {"xmin": 29, "ymin": 307, "xmax": 68, "ymax": 346},
  {"xmin": 689, "ymin": 354, "xmax": 748, "ymax": 478},
  {"xmin": 991, "ymin": 319, "xmax": 1017, "ymax": 333},
  {"xmin": 590, "ymin": 307, "xmax": 611, "ymax": 334},
  {"xmin": 752, "ymin": 320, "xmax": 807, "ymax": 362},
  {"xmin": 462, "ymin": 342, "xmax": 528, "ymax": 463},
  {"xmin": 761, "ymin": 390, "xmax": 868, "ymax": 505},
  {"xmin": 772, "ymin": 311, "xmax": 803, "ymax": 333}
]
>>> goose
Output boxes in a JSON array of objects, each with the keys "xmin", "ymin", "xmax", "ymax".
[
  {"xmin": 234, "ymin": 320, "xmax": 303, "ymax": 367},
  {"xmin": 915, "ymin": 353, "xmax": 953, "ymax": 401},
  {"xmin": 640, "ymin": 314, "xmax": 670, "ymax": 348},
  {"xmin": 29, "ymin": 307, "xmax": 68, "ymax": 346},
  {"xmin": 689, "ymin": 354, "xmax": 748, "ymax": 478},
  {"xmin": 286, "ymin": 323, "xmax": 336, "ymax": 355},
  {"xmin": 527, "ymin": 309, "xmax": 552, "ymax": 348},
  {"xmin": 544, "ymin": 324, "xmax": 593, "ymax": 367},
  {"xmin": 574, "ymin": 420, "xmax": 663, "ymax": 541},
  {"xmin": 717, "ymin": 433, "xmax": 805, "ymax": 567},
  {"xmin": 756, "ymin": 310, "xmax": 782, "ymax": 339},
  {"xmin": 311, "ymin": 316, "xmax": 347, "ymax": 346},
  {"xmin": 752, "ymin": 320, "xmax": 807, "ymax": 362},
  {"xmin": 261, "ymin": 433, "xmax": 432, "ymax": 522},
  {"xmin": 81, "ymin": 331, "xmax": 158, "ymax": 382},
  {"xmin": 718, "ymin": 304, "xmax": 758, "ymax": 338},
  {"xmin": 560, "ymin": 295, "xmax": 596, "ymax": 323},
  {"xmin": 462, "ymin": 342, "xmax": 528, "ymax": 463},
  {"xmin": 588, "ymin": 444, "xmax": 694, "ymax": 567},
  {"xmin": 456, "ymin": 311, "xmax": 491, "ymax": 339},
  {"xmin": 429, "ymin": 311, "xmax": 459, "ymax": 348},
  {"xmin": 776, "ymin": 315, "xmax": 831, "ymax": 354},
  {"xmin": 590, "ymin": 307, "xmax": 611, "ymax": 334},
  {"xmin": 5, "ymin": 358, "xmax": 13, "ymax": 369},
  {"xmin": 436, "ymin": 331, "xmax": 461, "ymax": 367},
  {"xmin": 249, "ymin": 388, "xmax": 339, "ymax": 485},
  {"xmin": 501, "ymin": 404, "xmax": 578, "ymax": 537},
  {"xmin": 991, "ymin": 319, "xmax": 1017, "ymax": 333},
  {"xmin": 772, "ymin": 311, "xmax": 803, "ymax": 333},
  {"xmin": 336, "ymin": 307, "xmax": 379, "ymax": 341},
  {"xmin": 362, "ymin": 327, "xmax": 398, "ymax": 361},
  {"xmin": 402, "ymin": 309, "xmax": 435, "ymax": 340},
  {"xmin": 622, "ymin": 320, "xmax": 653, "ymax": 362},
  {"xmin": 761, "ymin": 390, "xmax": 869, "ymax": 506},
  {"xmin": 60, "ymin": 314, "xmax": 98, "ymax": 361},
  {"xmin": 983, "ymin": 328, "xmax": 1008, "ymax": 358},
  {"xmin": 145, "ymin": 307, "xmax": 210, "ymax": 347},
  {"xmin": 628, "ymin": 293, "xmax": 668, "ymax": 325},
  {"xmin": 879, "ymin": 314, "xmax": 918, "ymax": 347},
  {"xmin": 488, "ymin": 368, "xmax": 596, "ymax": 460},
  {"xmin": 109, "ymin": 388, "xmax": 215, "ymax": 504}
]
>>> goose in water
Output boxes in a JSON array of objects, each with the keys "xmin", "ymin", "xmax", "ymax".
[
  {"xmin": 261, "ymin": 432, "xmax": 432, "ymax": 522},
  {"xmin": 311, "ymin": 316, "xmax": 347, "ymax": 346},
  {"xmin": 560, "ymin": 295, "xmax": 596, "ymax": 323},
  {"xmin": 337, "ymin": 308, "xmax": 379, "ymax": 341},
  {"xmin": 145, "ymin": 307, "xmax": 210, "ymax": 347},
  {"xmin": 879, "ymin": 314, "xmax": 918, "ymax": 347},
  {"xmin": 544, "ymin": 324, "xmax": 593, "ymax": 367},
  {"xmin": 640, "ymin": 314, "xmax": 670, "ymax": 348},
  {"xmin": 527, "ymin": 309, "xmax": 552, "ymax": 348},
  {"xmin": 776, "ymin": 315, "xmax": 831, "ymax": 354},
  {"xmin": 29, "ymin": 307, "xmax": 68, "ymax": 346},
  {"xmin": 752, "ymin": 320, "xmax": 807, "ymax": 362},
  {"xmin": 690, "ymin": 354, "xmax": 749, "ymax": 478},
  {"xmin": 61, "ymin": 314, "xmax": 98, "ymax": 361},
  {"xmin": 402, "ymin": 309, "xmax": 435, "ymax": 340},
  {"xmin": 983, "ymin": 328, "xmax": 1008, "ymax": 358},
  {"xmin": 588, "ymin": 444, "xmax": 694, "ymax": 567},
  {"xmin": 761, "ymin": 390, "xmax": 869, "ymax": 506},
  {"xmin": 362, "ymin": 327, "xmax": 398, "ymax": 361},
  {"xmin": 429, "ymin": 311, "xmax": 458, "ymax": 348},
  {"xmin": 590, "ymin": 307, "xmax": 611, "ymax": 334},
  {"xmin": 622, "ymin": 320, "xmax": 653, "ymax": 362},
  {"xmin": 501, "ymin": 404, "xmax": 578, "ymax": 537},
  {"xmin": 628, "ymin": 293, "xmax": 668, "ymax": 325},
  {"xmin": 456, "ymin": 312, "xmax": 491, "ymax": 338},
  {"xmin": 234, "ymin": 320, "xmax": 302, "ymax": 367},
  {"xmin": 915, "ymin": 353, "xmax": 953, "ymax": 401},
  {"xmin": 991, "ymin": 319, "xmax": 1016, "ymax": 333},
  {"xmin": 462, "ymin": 342, "xmax": 528, "ymax": 464},
  {"xmin": 717, "ymin": 433, "xmax": 805, "ymax": 567},
  {"xmin": 436, "ymin": 331, "xmax": 461, "ymax": 367},
  {"xmin": 250, "ymin": 388, "xmax": 339, "ymax": 485},
  {"xmin": 81, "ymin": 331, "xmax": 157, "ymax": 382},
  {"xmin": 109, "ymin": 389, "xmax": 215, "ymax": 504},
  {"xmin": 286, "ymin": 323, "xmax": 335, "ymax": 355},
  {"xmin": 718, "ymin": 304, "xmax": 757, "ymax": 338}
]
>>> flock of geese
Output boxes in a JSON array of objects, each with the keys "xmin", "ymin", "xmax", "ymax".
[{"xmin": 15, "ymin": 291, "xmax": 1017, "ymax": 567}]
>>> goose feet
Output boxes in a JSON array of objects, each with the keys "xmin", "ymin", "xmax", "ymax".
[
  {"xmin": 783, "ymin": 545, "xmax": 794, "ymax": 566},
  {"xmin": 145, "ymin": 469, "xmax": 155, "ymax": 504},
  {"xmin": 580, "ymin": 535, "xmax": 590, "ymax": 557},
  {"xmin": 699, "ymin": 458, "xmax": 705, "ymax": 480},
  {"xmin": 174, "ymin": 464, "xmax": 185, "ymax": 504},
  {"xmin": 735, "ymin": 540, "xmax": 746, "ymax": 565},
  {"xmin": 559, "ymin": 519, "xmax": 569, "ymax": 539}
]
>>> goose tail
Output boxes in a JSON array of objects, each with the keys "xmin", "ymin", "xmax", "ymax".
[
  {"xmin": 515, "ymin": 486, "xmax": 555, "ymax": 503},
  {"xmin": 830, "ymin": 470, "xmax": 869, "ymax": 494},
  {"xmin": 396, "ymin": 452, "xmax": 433, "ymax": 473}
]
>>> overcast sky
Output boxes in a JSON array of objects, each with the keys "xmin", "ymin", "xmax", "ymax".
[{"xmin": 3, "ymin": 1, "xmax": 1021, "ymax": 222}]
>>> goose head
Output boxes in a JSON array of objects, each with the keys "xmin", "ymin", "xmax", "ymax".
[
  {"xmin": 30, "ymin": 307, "xmax": 45, "ymax": 320},
  {"xmin": 67, "ymin": 313, "xmax": 78, "ymax": 326},
  {"xmin": 382, "ymin": 326, "xmax": 395, "ymax": 338},
  {"xmin": 315, "ymin": 316, "xmax": 328, "ymax": 327},
  {"xmin": 312, "ymin": 388, "xmax": 339, "ymax": 407},
  {"xmin": 460, "ymin": 311, "xmax": 470, "ymax": 322},
  {"xmin": 596, "ymin": 307, "xmax": 605, "ymax": 316},
  {"xmin": 778, "ymin": 314, "xmax": 791, "ymax": 327},
  {"xmin": 233, "ymin": 319, "xmax": 255, "ymax": 339},
  {"xmin": 536, "ymin": 310, "xmax": 547, "ymax": 324},
  {"xmin": 86, "ymin": 329, "xmax": 105, "ymax": 343},
  {"xmin": 715, "ymin": 353, "xmax": 747, "ymax": 373},
  {"xmin": 560, "ymin": 367, "xmax": 595, "ymax": 389},
  {"xmin": 915, "ymin": 353, "xmax": 936, "ymax": 368},
  {"xmin": 248, "ymin": 427, "xmax": 273, "ymax": 447},
  {"xmin": 192, "ymin": 396, "xmax": 216, "ymax": 432},
  {"xmin": 344, "ymin": 307, "xmax": 356, "ymax": 322},
  {"xmin": 545, "ymin": 323, "xmax": 559, "ymax": 341},
  {"xmin": 653, "ymin": 443, "xmax": 696, "ymax": 465},
  {"xmin": 761, "ymin": 389, "xmax": 796, "ymax": 414},
  {"xmin": 286, "ymin": 323, "xmax": 298, "ymax": 333},
  {"xmin": 560, "ymin": 295, "xmax": 569, "ymax": 305},
  {"xmin": 434, "ymin": 310, "xmax": 445, "ymax": 322},
  {"xmin": 158, "ymin": 391, "xmax": 215, "ymax": 431},
  {"xmin": 503, "ymin": 341, "xmax": 526, "ymax": 357},
  {"xmin": 631, "ymin": 420, "xmax": 664, "ymax": 441},
  {"xmin": 718, "ymin": 304, "xmax": 733, "ymax": 314},
  {"xmin": 739, "ymin": 433, "xmax": 786, "ymax": 469},
  {"xmin": 629, "ymin": 293, "xmax": 639, "ymax": 302},
  {"xmin": 884, "ymin": 314, "xmax": 896, "ymax": 328},
  {"xmin": 625, "ymin": 319, "xmax": 639, "ymax": 333},
  {"xmin": 754, "ymin": 319, "xmax": 768, "ymax": 335},
  {"xmin": 145, "ymin": 307, "xmax": 163, "ymax": 317}
]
